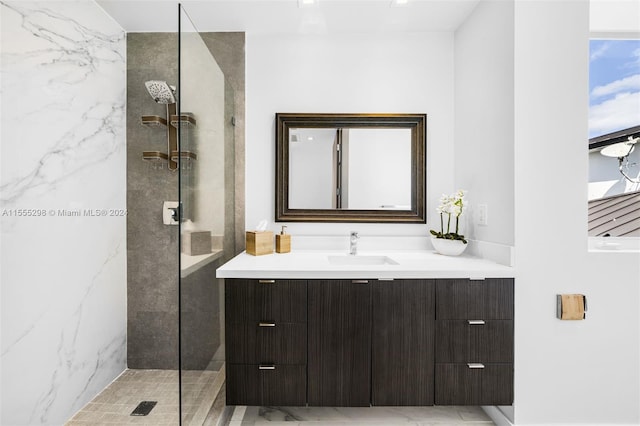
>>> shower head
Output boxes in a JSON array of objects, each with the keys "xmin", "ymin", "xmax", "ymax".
[{"xmin": 144, "ymin": 80, "xmax": 176, "ymax": 104}]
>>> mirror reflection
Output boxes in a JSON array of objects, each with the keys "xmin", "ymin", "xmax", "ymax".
[{"xmin": 289, "ymin": 127, "xmax": 412, "ymax": 210}]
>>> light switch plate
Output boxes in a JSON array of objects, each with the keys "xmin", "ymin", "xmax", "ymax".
[{"xmin": 477, "ymin": 204, "xmax": 488, "ymax": 226}]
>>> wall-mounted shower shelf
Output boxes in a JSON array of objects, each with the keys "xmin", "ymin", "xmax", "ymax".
[
  {"xmin": 140, "ymin": 102, "xmax": 196, "ymax": 171},
  {"xmin": 142, "ymin": 151, "xmax": 169, "ymax": 161},
  {"xmin": 143, "ymin": 151, "xmax": 197, "ymax": 166},
  {"xmin": 170, "ymin": 151, "xmax": 197, "ymax": 161},
  {"xmin": 170, "ymin": 114, "xmax": 197, "ymax": 128},
  {"xmin": 141, "ymin": 115, "xmax": 168, "ymax": 127}
]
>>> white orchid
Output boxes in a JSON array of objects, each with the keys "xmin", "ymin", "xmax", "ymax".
[{"xmin": 430, "ymin": 189, "xmax": 467, "ymax": 243}]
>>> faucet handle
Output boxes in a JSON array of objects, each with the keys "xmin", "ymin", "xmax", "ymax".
[{"xmin": 351, "ymin": 231, "xmax": 359, "ymax": 239}]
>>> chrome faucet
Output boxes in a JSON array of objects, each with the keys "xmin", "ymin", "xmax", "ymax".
[{"xmin": 349, "ymin": 231, "xmax": 359, "ymax": 255}]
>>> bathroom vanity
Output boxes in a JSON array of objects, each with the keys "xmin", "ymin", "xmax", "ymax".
[{"xmin": 217, "ymin": 251, "xmax": 514, "ymax": 407}]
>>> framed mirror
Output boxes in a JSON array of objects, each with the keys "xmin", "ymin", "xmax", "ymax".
[{"xmin": 275, "ymin": 113, "xmax": 426, "ymax": 223}]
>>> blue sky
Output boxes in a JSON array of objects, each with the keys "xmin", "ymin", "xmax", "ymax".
[{"xmin": 589, "ymin": 39, "xmax": 640, "ymax": 138}]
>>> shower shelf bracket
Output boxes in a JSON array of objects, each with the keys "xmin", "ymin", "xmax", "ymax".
[
  {"xmin": 170, "ymin": 114, "xmax": 197, "ymax": 128},
  {"xmin": 141, "ymin": 115, "xmax": 168, "ymax": 127},
  {"xmin": 141, "ymin": 103, "xmax": 198, "ymax": 171}
]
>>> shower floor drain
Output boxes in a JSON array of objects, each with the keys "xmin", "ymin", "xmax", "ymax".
[{"xmin": 130, "ymin": 401, "xmax": 157, "ymax": 416}]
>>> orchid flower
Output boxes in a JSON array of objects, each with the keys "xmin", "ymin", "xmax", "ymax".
[{"xmin": 430, "ymin": 189, "xmax": 467, "ymax": 243}]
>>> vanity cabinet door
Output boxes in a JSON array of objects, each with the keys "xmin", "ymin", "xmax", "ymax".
[
  {"xmin": 435, "ymin": 320, "xmax": 513, "ymax": 363},
  {"xmin": 435, "ymin": 278, "xmax": 514, "ymax": 406},
  {"xmin": 435, "ymin": 363, "xmax": 513, "ymax": 406},
  {"xmin": 226, "ymin": 322, "xmax": 307, "ymax": 364},
  {"xmin": 225, "ymin": 278, "xmax": 307, "ymax": 322},
  {"xmin": 371, "ymin": 279, "xmax": 435, "ymax": 406},
  {"xmin": 226, "ymin": 364, "xmax": 307, "ymax": 406},
  {"xmin": 436, "ymin": 278, "xmax": 513, "ymax": 320},
  {"xmin": 225, "ymin": 278, "xmax": 307, "ymax": 406},
  {"xmin": 308, "ymin": 279, "xmax": 372, "ymax": 406},
  {"xmin": 261, "ymin": 364, "xmax": 307, "ymax": 406}
]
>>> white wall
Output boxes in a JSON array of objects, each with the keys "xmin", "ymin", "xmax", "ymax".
[
  {"xmin": 0, "ymin": 1, "xmax": 127, "ymax": 424},
  {"xmin": 590, "ymin": 0, "xmax": 640, "ymax": 35},
  {"xmin": 454, "ymin": 0, "xmax": 514, "ymax": 247},
  {"xmin": 246, "ymin": 32, "xmax": 455, "ymax": 235},
  {"xmin": 514, "ymin": 1, "xmax": 639, "ymax": 424}
]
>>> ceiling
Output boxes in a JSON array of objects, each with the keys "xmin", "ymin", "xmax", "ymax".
[{"xmin": 96, "ymin": 0, "xmax": 481, "ymax": 33}]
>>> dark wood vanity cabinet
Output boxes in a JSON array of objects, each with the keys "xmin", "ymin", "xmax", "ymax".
[
  {"xmin": 308, "ymin": 279, "xmax": 372, "ymax": 406},
  {"xmin": 371, "ymin": 279, "xmax": 435, "ymax": 406},
  {"xmin": 225, "ymin": 279, "xmax": 307, "ymax": 406},
  {"xmin": 307, "ymin": 279, "xmax": 436, "ymax": 407},
  {"xmin": 225, "ymin": 276, "xmax": 514, "ymax": 408},
  {"xmin": 434, "ymin": 278, "xmax": 514, "ymax": 405}
]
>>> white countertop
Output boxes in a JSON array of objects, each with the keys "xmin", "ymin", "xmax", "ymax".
[{"xmin": 215, "ymin": 250, "xmax": 514, "ymax": 279}]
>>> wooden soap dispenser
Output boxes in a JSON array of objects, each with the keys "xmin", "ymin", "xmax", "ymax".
[{"xmin": 276, "ymin": 226, "xmax": 291, "ymax": 253}]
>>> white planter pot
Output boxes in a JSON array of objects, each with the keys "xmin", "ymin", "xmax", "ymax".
[{"xmin": 431, "ymin": 237, "xmax": 468, "ymax": 256}]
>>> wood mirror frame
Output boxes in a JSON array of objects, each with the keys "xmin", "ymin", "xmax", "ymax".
[{"xmin": 275, "ymin": 113, "xmax": 426, "ymax": 223}]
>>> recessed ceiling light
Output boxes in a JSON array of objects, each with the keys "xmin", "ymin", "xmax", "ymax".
[
  {"xmin": 298, "ymin": 0, "xmax": 318, "ymax": 8},
  {"xmin": 390, "ymin": 0, "xmax": 409, "ymax": 6}
]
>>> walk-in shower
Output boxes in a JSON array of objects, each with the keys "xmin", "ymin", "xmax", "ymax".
[{"xmin": 66, "ymin": 5, "xmax": 236, "ymax": 426}]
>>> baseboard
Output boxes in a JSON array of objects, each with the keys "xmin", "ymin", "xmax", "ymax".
[{"xmin": 482, "ymin": 406, "xmax": 514, "ymax": 426}]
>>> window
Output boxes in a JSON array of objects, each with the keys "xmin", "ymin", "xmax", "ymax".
[{"xmin": 588, "ymin": 39, "xmax": 640, "ymax": 238}]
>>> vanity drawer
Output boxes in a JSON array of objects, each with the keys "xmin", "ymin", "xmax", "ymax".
[
  {"xmin": 226, "ymin": 364, "xmax": 307, "ymax": 406},
  {"xmin": 436, "ymin": 278, "xmax": 514, "ymax": 320},
  {"xmin": 435, "ymin": 363, "xmax": 513, "ymax": 406},
  {"xmin": 435, "ymin": 320, "xmax": 513, "ymax": 363},
  {"xmin": 226, "ymin": 322, "xmax": 307, "ymax": 364},
  {"xmin": 225, "ymin": 278, "xmax": 307, "ymax": 322}
]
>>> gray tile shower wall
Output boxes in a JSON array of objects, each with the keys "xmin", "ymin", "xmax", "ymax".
[
  {"xmin": 127, "ymin": 33, "xmax": 180, "ymax": 369},
  {"xmin": 126, "ymin": 33, "xmax": 245, "ymax": 369}
]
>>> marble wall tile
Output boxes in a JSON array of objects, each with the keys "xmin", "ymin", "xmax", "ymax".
[{"xmin": 0, "ymin": 1, "xmax": 126, "ymax": 425}]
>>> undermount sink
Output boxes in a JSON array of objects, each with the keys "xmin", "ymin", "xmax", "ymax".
[{"xmin": 327, "ymin": 255, "xmax": 399, "ymax": 266}]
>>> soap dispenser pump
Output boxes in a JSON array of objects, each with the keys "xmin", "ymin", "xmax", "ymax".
[{"xmin": 275, "ymin": 226, "xmax": 291, "ymax": 253}]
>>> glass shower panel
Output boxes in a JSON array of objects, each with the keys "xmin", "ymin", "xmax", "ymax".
[{"xmin": 178, "ymin": 5, "xmax": 235, "ymax": 424}]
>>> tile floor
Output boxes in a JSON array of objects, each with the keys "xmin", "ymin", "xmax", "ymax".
[
  {"xmin": 66, "ymin": 369, "xmax": 495, "ymax": 426},
  {"xmin": 65, "ymin": 369, "xmax": 224, "ymax": 425},
  {"xmin": 226, "ymin": 406, "xmax": 495, "ymax": 426}
]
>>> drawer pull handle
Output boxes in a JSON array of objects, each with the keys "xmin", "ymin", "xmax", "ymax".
[
  {"xmin": 259, "ymin": 365, "xmax": 276, "ymax": 370},
  {"xmin": 467, "ymin": 320, "xmax": 486, "ymax": 325},
  {"xmin": 352, "ymin": 280, "xmax": 369, "ymax": 284},
  {"xmin": 467, "ymin": 363, "xmax": 485, "ymax": 369},
  {"xmin": 258, "ymin": 280, "xmax": 275, "ymax": 284},
  {"xmin": 259, "ymin": 322, "xmax": 276, "ymax": 327}
]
